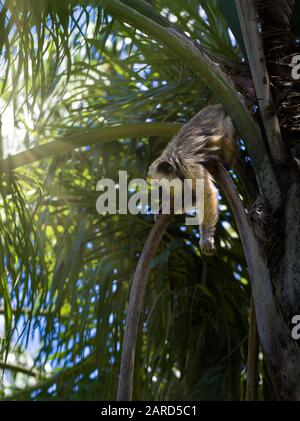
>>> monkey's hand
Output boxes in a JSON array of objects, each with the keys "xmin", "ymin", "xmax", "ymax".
[{"xmin": 199, "ymin": 236, "xmax": 216, "ymax": 256}]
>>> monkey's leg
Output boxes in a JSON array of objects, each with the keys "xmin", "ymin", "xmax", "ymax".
[
  {"xmin": 199, "ymin": 179, "xmax": 219, "ymax": 256},
  {"xmin": 221, "ymin": 116, "xmax": 238, "ymax": 167}
]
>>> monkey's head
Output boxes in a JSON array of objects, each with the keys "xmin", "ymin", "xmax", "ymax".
[
  {"xmin": 147, "ymin": 155, "xmax": 181, "ymax": 183},
  {"xmin": 147, "ymin": 154, "xmax": 186, "ymax": 214},
  {"xmin": 147, "ymin": 154, "xmax": 185, "ymax": 205}
]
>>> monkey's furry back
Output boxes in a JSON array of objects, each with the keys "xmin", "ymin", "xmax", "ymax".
[{"xmin": 164, "ymin": 104, "xmax": 237, "ymax": 169}]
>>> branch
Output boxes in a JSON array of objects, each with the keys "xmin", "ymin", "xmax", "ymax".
[
  {"xmin": 245, "ymin": 295, "xmax": 259, "ymax": 401},
  {"xmin": 5, "ymin": 354, "xmax": 95, "ymax": 401},
  {"xmin": 0, "ymin": 306, "xmax": 69, "ymax": 318},
  {"xmin": 117, "ymin": 213, "xmax": 172, "ymax": 401},
  {"xmin": 0, "ymin": 361, "xmax": 38, "ymax": 378},
  {"xmin": 235, "ymin": 0, "xmax": 286, "ymax": 163},
  {"xmin": 0, "ymin": 123, "xmax": 180, "ymax": 171}
]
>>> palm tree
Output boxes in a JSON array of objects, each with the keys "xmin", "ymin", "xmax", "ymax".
[{"xmin": 0, "ymin": 0, "xmax": 299, "ymax": 401}]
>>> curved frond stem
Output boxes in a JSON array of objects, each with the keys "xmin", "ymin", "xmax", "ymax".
[
  {"xmin": 117, "ymin": 213, "xmax": 172, "ymax": 401},
  {"xmin": 0, "ymin": 123, "xmax": 180, "ymax": 170},
  {"xmin": 245, "ymin": 295, "xmax": 259, "ymax": 401},
  {"xmin": 215, "ymin": 162, "xmax": 300, "ymax": 400}
]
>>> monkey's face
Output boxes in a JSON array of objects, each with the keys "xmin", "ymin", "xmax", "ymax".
[
  {"xmin": 147, "ymin": 156, "xmax": 185, "ymax": 207},
  {"xmin": 147, "ymin": 156, "xmax": 177, "ymax": 183}
]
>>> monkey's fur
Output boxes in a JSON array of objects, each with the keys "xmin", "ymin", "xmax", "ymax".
[{"xmin": 147, "ymin": 104, "xmax": 238, "ymax": 256}]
